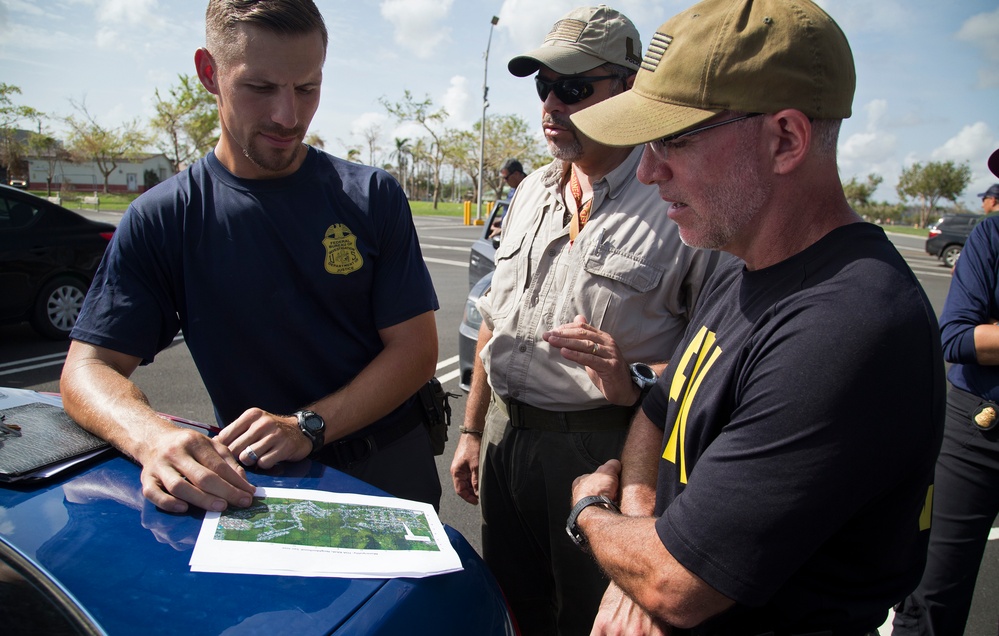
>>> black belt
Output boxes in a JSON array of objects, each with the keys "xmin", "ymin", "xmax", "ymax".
[
  {"xmin": 495, "ymin": 395, "xmax": 634, "ymax": 432},
  {"xmin": 315, "ymin": 399, "xmax": 424, "ymax": 468}
]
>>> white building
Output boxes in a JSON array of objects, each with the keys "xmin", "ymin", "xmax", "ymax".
[{"xmin": 26, "ymin": 153, "xmax": 174, "ymax": 193}]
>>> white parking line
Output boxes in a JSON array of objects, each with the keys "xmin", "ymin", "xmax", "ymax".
[
  {"xmin": 424, "ymin": 256, "xmax": 470, "ymax": 268},
  {"xmin": 0, "ymin": 335, "xmax": 186, "ymax": 376},
  {"xmin": 0, "ymin": 351, "xmax": 66, "ymax": 369},
  {"xmin": 421, "ymin": 243, "xmax": 475, "ymax": 252},
  {"xmin": 435, "ymin": 355, "xmax": 461, "ymax": 385}
]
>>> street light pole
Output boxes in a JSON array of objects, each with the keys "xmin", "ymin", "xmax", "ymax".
[{"xmin": 476, "ymin": 15, "xmax": 499, "ymax": 222}]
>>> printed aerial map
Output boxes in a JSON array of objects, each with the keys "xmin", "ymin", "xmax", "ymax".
[{"xmin": 214, "ymin": 496, "xmax": 441, "ymax": 552}]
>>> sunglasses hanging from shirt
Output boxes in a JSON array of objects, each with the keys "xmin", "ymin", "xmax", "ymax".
[{"xmin": 535, "ymin": 75, "xmax": 618, "ymax": 105}]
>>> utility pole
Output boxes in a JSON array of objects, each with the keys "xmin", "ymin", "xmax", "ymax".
[{"xmin": 476, "ymin": 15, "xmax": 499, "ymax": 222}]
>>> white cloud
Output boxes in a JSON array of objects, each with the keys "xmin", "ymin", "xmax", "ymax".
[
  {"xmin": 839, "ymin": 99, "xmax": 898, "ymax": 168},
  {"xmin": 498, "ymin": 0, "xmax": 577, "ymax": 53},
  {"xmin": 350, "ymin": 111, "xmax": 388, "ymax": 140},
  {"xmin": 95, "ymin": 0, "xmax": 160, "ymax": 26},
  {"xmin": 956, "ymin": 7, "xmax": 999, "ymax": 89},
  {"xmin": 379, "ymin": 0, "xmax": 453, "ymax": 60},
  {"xmin": 441, "ymin": 75, "xmax": 471, "ymax": 128},
  {"xmin": 934, "ymin": 122, "xmax": 999, "ymax": 200},
  {"xmin": 931, "ymin": 122, "xmax": 994, "ymax": 163}
]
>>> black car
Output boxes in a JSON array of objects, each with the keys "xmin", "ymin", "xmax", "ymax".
[
  {"xmin": 458, "ymin": 201, "xmax": 507, "ymax": 391},
  {"xmin": 925, "ymin": 213, "xmax": 983, "ymax": 268},
  {"xmin": 0, "ymin": 185, "xmax": 115, "ymax": 339}
]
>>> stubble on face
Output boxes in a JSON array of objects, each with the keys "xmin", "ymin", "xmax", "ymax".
[
  {"xmin": 673, "ymin": 124, "xmax": 770, "ymax": 251},
  {"xmin": 212, "ymin": 25, "xmax": 322, "ymax": 179},
  {"xmin": 543, "ymin": 113, "xmax": 584, "ymax": 163},
  {"xmin": 240, "ymin": 122, "xmax": 307, "ymax": 174}
]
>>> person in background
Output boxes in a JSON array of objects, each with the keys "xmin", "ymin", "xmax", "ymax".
[
  {"xmin": 500, "ymin": 158, "xmax": 526, "ymax": 200},
  {"xmin": 450, "ymin": 6, "xmax": 719, "ymax": 634},
  {"xmin": 563, "ymin": 0, "xmax": 944, "ymax": 633},
  {"xmin": 60, "ymin": 0, "xmax": 442, "ymax": 514},
  {"xmin": 490, "ymin": 158, "xmax": 527, "ymax": 238},
  {"xmin": 892, "ymin": 149, "xmax": 999, "ymax": 635},
  {"xmin": 979, "ymin": 183, "xmax": 999, "ymax": 214}
]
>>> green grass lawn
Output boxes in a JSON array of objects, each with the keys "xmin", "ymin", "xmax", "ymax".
[
  {"xmin": 32, "ymin": 190, "xmax": 135, "ymax": 212},
  {"xmin": 410, "ymin": 201, "xmax": 467, "ymax": 216},
  {"xmin": 36, "ymin": 190, "xmax": 477, "ymax": 217},
  {"xmin": 34, "ymin": 189, "xmax": 929, "ymax": 237}
]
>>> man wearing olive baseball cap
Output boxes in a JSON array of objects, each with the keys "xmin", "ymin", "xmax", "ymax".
[{"xmin": 561, "ymin": 0, "xmax": 946, "ymax": 633}]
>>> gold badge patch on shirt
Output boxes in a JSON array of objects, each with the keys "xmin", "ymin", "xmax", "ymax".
[{"xmin": 322, "ymin": 223, "xmax": 363, "ymax": 275}]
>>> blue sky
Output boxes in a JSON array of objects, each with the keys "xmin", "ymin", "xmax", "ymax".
[{"xmin": 2, "ymin": 0, "xmax": 997, "ymax": 207}]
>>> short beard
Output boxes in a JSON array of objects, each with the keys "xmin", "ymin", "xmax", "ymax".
[
  {"xmin": 242, "ymin": 143, "xmax": 301, "ymax": 174},
  {"xmin": 543, "ymin": 114, "xmax": 584, "ymax": 163}
]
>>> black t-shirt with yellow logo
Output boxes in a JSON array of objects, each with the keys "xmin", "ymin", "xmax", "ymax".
[{"xmin": 642, "ymin": 222, "xmax": 944, "ymax": 634}]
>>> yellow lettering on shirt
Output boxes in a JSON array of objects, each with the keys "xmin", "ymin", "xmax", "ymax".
[
  {"xmin": 919, "ymin": 484, "xmax": 933, "ymax": 531},
  {"xmin": 663, "ymin": 325, "xmax": 722, "ymax": 483}
]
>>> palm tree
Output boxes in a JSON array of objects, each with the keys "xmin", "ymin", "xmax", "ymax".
[{"xmin": 392, "ymin": 137, "xmax": 412, "ymax": 194}]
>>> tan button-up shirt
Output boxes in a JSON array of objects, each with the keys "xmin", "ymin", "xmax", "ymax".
[{"xmin": 479, "ymin": 147, "xmax": 721, "ymax": 411}]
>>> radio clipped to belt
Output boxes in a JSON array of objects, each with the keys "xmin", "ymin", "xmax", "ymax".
[{"xmin": 417, "ymin": 377, "xmax": 459, "ymax": 455}]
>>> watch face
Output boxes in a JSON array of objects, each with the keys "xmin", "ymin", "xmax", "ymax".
[
  {"xmin": 631, "ymin": 363, "xmax": 657, "ymax": 388},
  {"xmin": 303, "ymin": 414, "xmax": 324, "ymax": 433}
]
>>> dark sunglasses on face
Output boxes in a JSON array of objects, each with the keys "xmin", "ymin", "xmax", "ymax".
[{"xmin": 535, "ymin": 75, "xmax": 618, "ymax": 105}]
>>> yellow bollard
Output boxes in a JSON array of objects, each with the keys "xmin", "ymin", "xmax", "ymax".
[{"xmin": 463, "ymin": 201, "xmax": 471, "ymax": 225}]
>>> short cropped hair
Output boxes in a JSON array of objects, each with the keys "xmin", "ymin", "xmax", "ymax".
[
  {"xmin": 810, "ymin": 119, "xmax": 842, "ymax": 159},
  {"xmin": 501, "ymin": 159, "xmax": 523, "ymax": 175},
  {"xmin": 206, "ymin": 0, "xmax": 328, "ymax": 66}
]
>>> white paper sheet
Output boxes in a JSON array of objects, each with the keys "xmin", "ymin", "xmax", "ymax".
[{"xmin": 190, "ymin": 486, "xmax": 463, "ymax": 578}]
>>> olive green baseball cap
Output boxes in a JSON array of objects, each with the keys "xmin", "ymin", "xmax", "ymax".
[
  {"xmin": 508, "ymin": 5, "xmax": 643, "ymax": 77},
  {"xmin": 570, "ymin": 0, "xmax": 856, "ymax": 147}
]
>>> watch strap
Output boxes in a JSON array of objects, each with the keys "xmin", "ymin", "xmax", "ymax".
[
  {"xmin": 295, "ymin": 410, "xmax": 325, "ymax": 455},
  {"xmin": 566, "ymin": 494, "xmax": 619, "ymax": 548}
]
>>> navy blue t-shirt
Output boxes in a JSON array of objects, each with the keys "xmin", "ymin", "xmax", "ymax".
[
  {"xmin": 72, "ymin": 148, "xmax": 439, "ymax": 429},
  {"xmin": 642, "ymin": 223, "xmax": 944, "ymax": 634}
]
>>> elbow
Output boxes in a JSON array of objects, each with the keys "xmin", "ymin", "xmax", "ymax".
[
  {"xmin": 420, "ymin": 339, "xmax": 439, "ymax": 382},
  {"xmin": 637, "ymin": 590, "xmax": 703, "ymax": 630},
  {"xmin": 631, "ymin": 571, "xmax": 730, "ymax": 629}
]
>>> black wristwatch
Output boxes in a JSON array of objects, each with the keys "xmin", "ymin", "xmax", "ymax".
[
  {"xmin": 629, "ymin": 362, "xmax": 658, "ymax": 404},
  {"xmin": 295, "ymin": 410, "xmax": 326, "ymax": 455},
  {"xmin": 566, "ymin": 495, "xmax": 620, "ymax": 548}
]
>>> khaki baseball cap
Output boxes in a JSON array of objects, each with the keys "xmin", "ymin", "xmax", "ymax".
[
  {"xmin": 508, "ymin": 5, "xmax": 642, "ymax": 77},
  {"xmin": 571, "ymin": 0, "xmax": 856, "ymax": 147}
]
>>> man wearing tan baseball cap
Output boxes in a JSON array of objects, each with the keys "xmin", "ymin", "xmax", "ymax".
[
  {"xmin": 450, "ymin": 5, "xmax": 722, "ymax": 634},
  {"xmin": 560, "ymin": 0, "xmax": 946, "ymax": 633}
]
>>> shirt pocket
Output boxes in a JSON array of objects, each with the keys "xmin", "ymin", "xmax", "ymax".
[
  {"xmin": 571, "ymin": 244, "xmax": 666, "ymax": 338},
  {"xmin": 583, "ymin": 245, "xmax": 664, "ymax": 292},
  {"xmin": 488, "ymin": 231, "xmax": 527, "ymax": 322}
]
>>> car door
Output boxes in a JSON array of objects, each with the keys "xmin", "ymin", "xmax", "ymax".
[{"xmin": 0, "ymin": 192, "xmax": 42, "ymax": 321}]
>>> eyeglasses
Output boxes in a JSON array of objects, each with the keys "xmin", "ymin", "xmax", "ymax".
[
  {"xmin": 535, "ymin": 75, "xmax": 619, "ymax": 105},
  {"xmin": 647, "ymin": 113, "xmax": 763, "ymax": 160}
]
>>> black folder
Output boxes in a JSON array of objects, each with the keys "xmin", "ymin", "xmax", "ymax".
[{"xmin": 0, "ymin": 402, "xmax": 110, "ymax": 482}]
